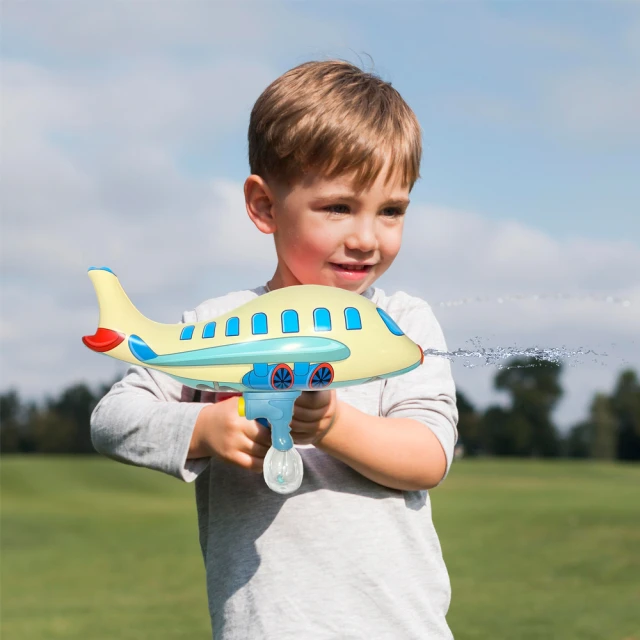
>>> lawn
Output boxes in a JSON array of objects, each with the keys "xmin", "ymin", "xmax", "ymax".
[{"xmin": 1, "ymin": 457, "xmax": 639, "ymax": 639}]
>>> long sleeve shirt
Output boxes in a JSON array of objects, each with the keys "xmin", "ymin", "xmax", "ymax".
[{"xmin": 91, "ymin": 283, "xmax": 458, "ymax": 640}]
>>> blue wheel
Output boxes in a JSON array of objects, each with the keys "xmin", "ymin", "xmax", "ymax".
[
  {"xmin": 309, "ymin": 363, "xmax": 334, "ymax": 389},
  {"xmin": 271, "ymin": 364, "xmax": 293, "ymax": 390}
]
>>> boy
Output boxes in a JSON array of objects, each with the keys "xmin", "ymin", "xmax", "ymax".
[{"xmin": 91, "ymin": 60, "xmax": 458, "ymax": 639}]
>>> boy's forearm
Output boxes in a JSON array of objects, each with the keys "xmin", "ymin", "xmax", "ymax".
[
  {"xmin": 189, "ymin": 404, "xmax": 216, "ymax": 459},
  {"xmin": 316, "ymin": 401, "xmax": 447, "ymax": 491}
]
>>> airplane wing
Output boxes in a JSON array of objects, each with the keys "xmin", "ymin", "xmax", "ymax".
[{"xmin": 128, "ymin": 335, "xmax": 351, "ymax": 367}]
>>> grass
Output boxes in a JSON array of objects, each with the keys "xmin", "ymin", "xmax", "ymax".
[
  {"xmin": 1, "ymin": 457, "xmax": 639, "ymax": 639},
  {"xmin": 436, "ymin": 460, "xmax": 640, "ymax": 640}
]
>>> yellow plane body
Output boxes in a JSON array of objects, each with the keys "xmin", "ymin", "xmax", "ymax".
[{"xmin": 83, "ymin": 267, "xmax": 423, "ymax": 392}]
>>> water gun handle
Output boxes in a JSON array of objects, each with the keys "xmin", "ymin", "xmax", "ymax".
[{"xmin": 238, "ymin": 390, "xmax": 302, "ymax": 451}]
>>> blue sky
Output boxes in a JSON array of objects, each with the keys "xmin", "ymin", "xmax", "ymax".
[
  {"xmin": 2, "ymin": 1, "xmax": 638, "ymax": 427},
  {"xmin": 175, "ymin": 1, "xmax": 640, "ymax": 240},
  {"xmin": 6, "ymin": 1, "xmax": 637, "ymax": 240}
]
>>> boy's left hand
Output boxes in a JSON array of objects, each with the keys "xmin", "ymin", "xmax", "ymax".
[{"xmin": 290, "ymin": 390, "xmax": 339, "ymax": 445}]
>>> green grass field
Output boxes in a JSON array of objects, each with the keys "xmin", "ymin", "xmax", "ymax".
[{"xmin": 2, "ymin": 457, "xmax": 639, "ymax": 639}]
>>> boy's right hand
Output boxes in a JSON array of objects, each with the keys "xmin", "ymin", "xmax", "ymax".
[{"xmin": 189, "ymin": 397, "xmax": 272, "ymax": 473}]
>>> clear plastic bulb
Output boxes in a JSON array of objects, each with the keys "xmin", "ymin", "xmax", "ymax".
[{"xmin": 263, "ymin": 446, "xmax": 303, "ymax": 494}]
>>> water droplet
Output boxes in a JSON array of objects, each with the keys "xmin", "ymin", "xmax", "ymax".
[
  {"xmin": 435, "ymin": 292, "xmax": 635, "ymax": 308},
  {"xmin": 422, "ymin": 343, "xmax": 608, "ymax": 369}
]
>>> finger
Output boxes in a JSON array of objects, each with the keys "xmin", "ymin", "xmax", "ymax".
[
  {"xmin": 297, "ymin": 389, "xmax": 331, "ymax": 409},
  {"xmin": 232, "ymin": 451, "xmax": 265, "ymax": 474},
  {"xmin": 247, "ymin": 420, "xmax": 273, "ymax": 447},
  {"xmin": 241, "ymin": 437, "xmax": 270, "ymax": 459},
  {"xmin": 292, "ymin": 405, "xmax": 326, "ymax": 424}
]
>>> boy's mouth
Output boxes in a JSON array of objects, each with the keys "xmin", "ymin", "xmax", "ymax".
[
  {"xmin": 329, "ymin": 263, "xmax": 374, "ymax": 279},
  {"xmin": 331, "ymin": 263, "xmax": 372, "ymax": 272}
]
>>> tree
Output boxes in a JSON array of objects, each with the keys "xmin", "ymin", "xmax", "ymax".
[
  {"xmin": 612, "ymin": 369, "xmax": 640, "ymax": 461},
  {"xmin": 30, "ymin": 409, "xmax": 78, "ymax": 453},
  {"xmin": 0, "ymin": 390, "xmax": 38, "ymax": 453},
  {"xmin": 0, "ymin": 379, "xmax": 119, "ymax": 455},
  {"xmin": 1, "ymin": 390, "xmax": 24, "ymax": 452},
  {"xmin": 484, "ymin": 357, "xmax": 563, "ymax": 457},
  {"xmin": 455, "ymin": 390, "xmax": 482, "ymax": 455},
  {"xmin": 480, "ymin": 405, "xmax": 533, "ymax": 456},
  {"xmin": 565, "ymin": 421, "xmax": 591, "ymax": 458},
  {"xmin": 589, "ymin": 393, "xmax": 617, "ymax": 460},
  {"xmin": 46, "ymin": 383, "xmax": 100, "ymax": 453}
]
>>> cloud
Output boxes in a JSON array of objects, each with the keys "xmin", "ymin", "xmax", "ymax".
[
  {"xmin": 379, "ymin": 204, "xmax": 639, "ymax": 429},
  {"xmin": 3, "ymin": 176, "xmax": 638, "ymax": 432},
  {"xmin": 429, "ymin": 7, "xmax": 640, "ymax": 144},
  {"xmin": 541, "ymin": 68, "xmax": 640, "ymax": 141},
  {"xmin": 0, "ymin": 0, "xmax": 351, "ymax": 395},
  {"xmin": 1, "ymin": 1, "xmax": 638, "ymax": 432},
  {"xmin": 3, "ymin": 1, "xmax": 351, "ymax": 59}
]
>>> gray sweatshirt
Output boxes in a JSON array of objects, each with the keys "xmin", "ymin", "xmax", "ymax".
[{"xmin": 91, "ymin": 283, "xmax": 458, "ymax": 640}]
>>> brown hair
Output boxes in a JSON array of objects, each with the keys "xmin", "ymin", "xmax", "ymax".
[{"xmin": 248, "ymin": 60, "xmax": 422, "ymax": 190}]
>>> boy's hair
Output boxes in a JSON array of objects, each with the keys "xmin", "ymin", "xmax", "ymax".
[{"xmin": 248, "ymin": 60, "xmax": 422, "ymax": 190}]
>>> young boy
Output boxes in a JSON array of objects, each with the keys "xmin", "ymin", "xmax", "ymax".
[{"xmin": 91, "ymin": 60, "xmax": 458, "ymax": 639}]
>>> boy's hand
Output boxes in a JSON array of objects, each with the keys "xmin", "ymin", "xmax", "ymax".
[
  {"xmin": 290, "ymin": 390, "xmax": 339, "ymax": 445},
  {"xmin": 189, "ymin": 397, "xmax": 272, "ymax": 473}
]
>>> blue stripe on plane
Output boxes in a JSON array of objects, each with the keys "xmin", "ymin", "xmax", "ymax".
[
  {"xmin": 127, "ymin": 336, "xmax": 350, "ymax": 367},
  {"xmin": 88, "ymin": 266, "xmax": 116, "ymax": 275},
  {"xmin": 129, "ymin": 335, "xmax": 158, "ymax": 361}
]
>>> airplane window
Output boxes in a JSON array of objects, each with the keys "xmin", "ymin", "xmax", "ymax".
[
  {"xmin": 344, "ymin": 307, "xmax": 362, "ymax": 330},
  {"xmin": 252, "ymin": 313, "xmax": 268, "ymax": 335},
  {"xmin": 313, "ymin": 308, "xmax": 331, "ymax": 332},
  {"xmin": 226, "ymin": 317, "xmax": 240, "ymax": 337},
  {"xmin": 282, "ymin": 309, "xmax": 299, "ymax": 333},
  {"xmin": 202, "ymin": 322, "xmax": 216, "ymax": 339},
  {"xmin": 180, "ymin": 325, "xmax": 195, "ymax": 340},
  {"xmin": 376, "ymin": 308, "xmax": 404, "ymax": 336}
]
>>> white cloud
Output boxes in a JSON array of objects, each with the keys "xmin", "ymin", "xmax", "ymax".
[
  {"xmin": 430, "ymin": 8, "xmax": 640, "ymax": 144},
  {"xmin": 3, "ymin": 179, "xmax": 638, "ymax": 431},
  {"xmin": 3, "ymin": 1, "xmax": 351, "ymax": 58},
  {"xmin": 1, "ymin": 1, "xmax": 638, "ymax": 432},
  {"xmin": 541, "ymin": 68, "xmax": 640, "ymax": 142},
  {"xmin": 379, "ymin": 204, "xmax": 640, "ymax": 429}
]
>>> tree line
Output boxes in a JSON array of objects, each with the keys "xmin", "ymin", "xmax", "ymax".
[
  {"xmin": 1, "ymin": 357, "xmax": 639, "ymax": 459},
  {"xmin": 457, "ymin": 358, "xmax": 640, "ymax": 460}
]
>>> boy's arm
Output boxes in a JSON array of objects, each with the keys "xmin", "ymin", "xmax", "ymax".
[
  {"xmin": 317, "ymin": 402, "xmax": 447, "ymax": 491},
  {"xmin": 319, "ymin": 300, "xmax": 458, "ymax": 491},
  {"xmin": 90, "ymin": 310, "xmax": 210, "ymax": 482}
]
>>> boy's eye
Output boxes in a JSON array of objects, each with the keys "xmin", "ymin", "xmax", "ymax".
[
  {"xmin": 382, "ymin": 207, "xmax": 404, "ymax": 218},
  {"xmin": 325, "ymin": 204, "xmax": 350, "ymax": 214}
]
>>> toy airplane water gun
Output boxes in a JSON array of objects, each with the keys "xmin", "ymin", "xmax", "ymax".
[{"xmin": 82, "ymin": 267, "xmax": 424, "ymax": 494}]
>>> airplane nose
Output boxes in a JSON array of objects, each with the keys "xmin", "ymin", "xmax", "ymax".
[
  {"xmin": 82, "ymin": 328, "xmax": 125, "ymax": 352},
  {"xmin": 417, "ymin": 344, "xmax": 424, "ymax": 365}
]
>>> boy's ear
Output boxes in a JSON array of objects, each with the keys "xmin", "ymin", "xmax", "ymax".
[{"xmin": 245, "ymin": 175, "xmax": 277, "ymax": 234}]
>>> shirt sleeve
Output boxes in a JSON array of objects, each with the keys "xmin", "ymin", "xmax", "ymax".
[
  {"xmin": 379, "ymin": 301, "xmax": 459, "ymax": 483},
  {"xmin": 89, "ymin": 309, "xmax": 210, "ymax": 482}
]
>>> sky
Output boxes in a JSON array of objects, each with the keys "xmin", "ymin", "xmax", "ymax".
[{"xmin": 1, "ymin": 0, "xmax": 638, "ymax": 431}]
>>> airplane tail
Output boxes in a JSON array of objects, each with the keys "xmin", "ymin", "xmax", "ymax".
[{"xmin": 82, "ymin": 267, "xmax": 150, "ymax": 352}]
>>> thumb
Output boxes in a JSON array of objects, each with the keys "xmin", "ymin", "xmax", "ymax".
[{"xmin": 299, "ymin": 389, "xmax": 332, "ymax": 407}]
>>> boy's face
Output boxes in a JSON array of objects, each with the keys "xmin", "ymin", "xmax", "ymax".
[{"xmin": 246, "ymin": 160, "xmax": 410, "ymax": 294}]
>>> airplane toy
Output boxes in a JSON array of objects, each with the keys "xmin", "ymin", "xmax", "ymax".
[{"xmin": 83, "ymin": 267, "xmax": 424, "ymax": 494}]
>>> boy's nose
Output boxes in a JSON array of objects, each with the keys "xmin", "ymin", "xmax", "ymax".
[{"xmin": 344, "ymin": 221, "xmax": 378, "ymax": 252}]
